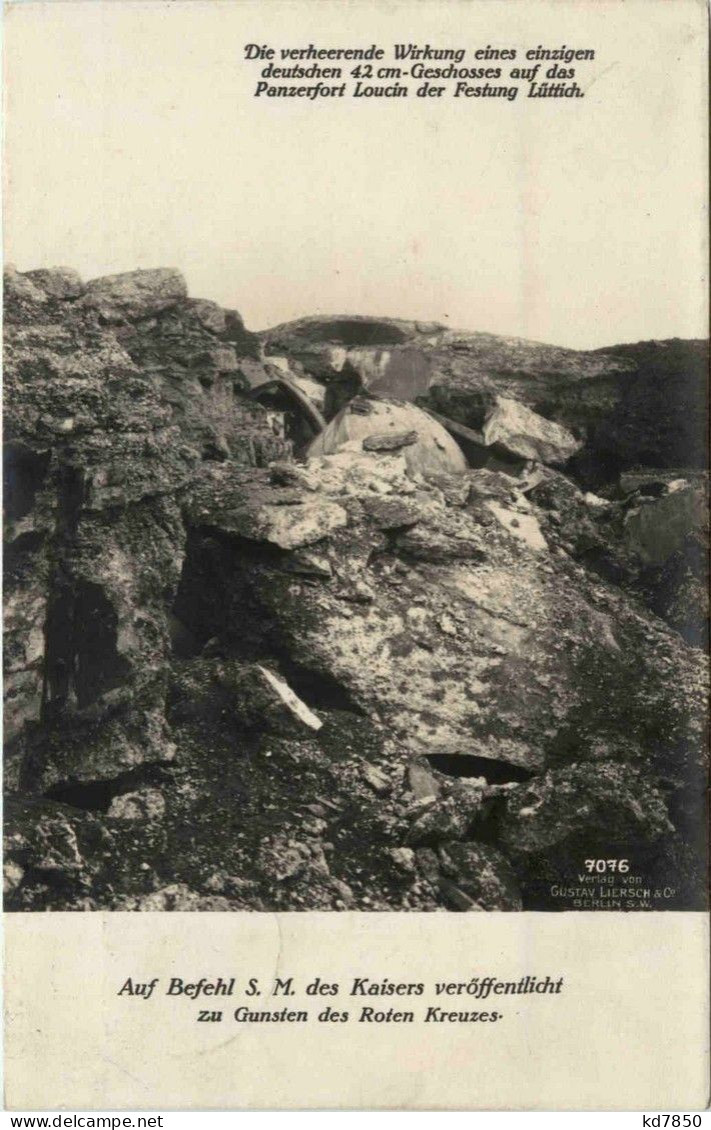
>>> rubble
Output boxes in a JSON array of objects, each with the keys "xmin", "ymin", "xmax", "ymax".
[
  {"xmin": 3, "ymin": 266, "xmax": 707, "ymax": 913},
  {"xmin": 262, "ymin": 316, "xmax": 708, "ymax": 483},
  {"xmin": 107, "ymin": 789, "xmax": 167, "ymax": 821},
  {"xmin": 623, "ymin": 481, "xmax": 706, "ymax": 565},
  {"xmin": 437, "ymin": 842, "xmax": 522, "ymax": 911}
]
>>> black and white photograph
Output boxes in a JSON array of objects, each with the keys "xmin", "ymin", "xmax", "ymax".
[{"xmin": 2, "ymin": 0, "xmax": 709, "ymax": 1113}]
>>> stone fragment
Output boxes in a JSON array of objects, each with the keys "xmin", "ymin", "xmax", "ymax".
[
  {"xmin": 482, "ymin": 396, "xmax": 581, "ymax": 465},
  {"xmin": 406, "ymin": 793, "xmax": 481, "ymax": 845},
  {"xmin": 362, "ymin": 763, "xmax": 390, "ymax": 793},
  {"xmin": 424, "ymin": 472, "xmax": 471, "ymax": 507},
  {"xmin": 415, "ymin": 847, "xmax": 441, "ymax": 883},
  {"xmin": 437, "ymin": 878, "xmax": 483, "ymax": 911},
  {"xmin": 406, "ymin": 762, "xmax": 441, "ymax": 800},
  {"xmin": 623, "ymin": 483, "xmax": 707, "ymax": 565},
  {"xmin": 583, "ymin": 491, "xmax": 610, "ymax": 509},
  {"xmin": 259, "ymin": 499, "xmax": 349, "ymax": 549},
  {"xmin": 331, "ymin": 878, "xmax": 356, "ymax": 908},
  {"xmin": 485, "ymin": 500, "xmax": 548, "ymax": 552},
  {"xmin": 306, "ymin": 448, "xmax": 414, "ymax": 499},
  {"xmin": 437, "ymin": 841, "xmax": 522, "ymax": 910},
  {"xmin": 203, "ymin": 489, "xmax": 348, "ymax": 549},
  {"xmin": 171, "ymin": 658, "xmax": 324, "ymax": 735},
  {"xmin": 107, "ymin": 788, "xmax": 166, "ymax": 821},
  {"xmin": 3, "ymin": 860, "xmax": 25, "ymax": 894},
  {"xmin": 258, "ymin": 836, "xmax": 313, "ymax": 882},
  {"xmin": 4, "ymin": 801, "xmax": 95, "ymax": 884},
  {"xmin": 395, "ymin": 524, "xmax": 486, "ymax": 562},
  {"xmin": 28, "ymin": 813, "xmax": 84, "ymax": 873},
  {"xmin": 4, "ymin": 265, "xmax": 47, "ymax": 305},
  {"xmin": 361, "ymin": 496, "xmax": 424, "ymax": 529},
  {"xmin": 255, "ymin": 666, "xmax": 323, "ymax": 731},
  {"xmin": 468, "ymin": 468, "xmax": 519, "ymax": 502},
  {"xmin": 362, "ymin": 429, "xmax": 419, "ymax": 452},
  {"xmin": 388, "ymin": 847, "xmax": 416, "ymax": 873},
  {"xmin": 438, "ymin": 613, "xmax": 458, "ymax": 636},
  {"xmin": 499, "ymin": 762, "xmax": 673, "ymax": 857}
]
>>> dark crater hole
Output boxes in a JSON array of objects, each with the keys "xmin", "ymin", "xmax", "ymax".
[
  {"xmin": 426, "ymin": 754, "xmax": 532, "ymax": 785},
  {"xmin": 294, "ymin": 318, "xmax": 411, "ymax": 347},
  {"xmin": 45, "ymin": 764, "xmax": 170, "ymax": 813},
  {"xmin": 276, "ymin": 656, "xmax": 364, "ymax": 715}
]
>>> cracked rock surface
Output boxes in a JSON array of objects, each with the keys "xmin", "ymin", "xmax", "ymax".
[{"xmin": 4, "ymin": 268, "xmax": 708, "ymax": 912}]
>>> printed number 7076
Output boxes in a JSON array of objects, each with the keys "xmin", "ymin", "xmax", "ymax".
[{"xmin": 584, "ymin": 859, "xmax": 630, "ymax": 873}]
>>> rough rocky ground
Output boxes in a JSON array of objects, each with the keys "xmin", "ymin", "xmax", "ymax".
[
  {"xmin": 4, "ymin": 268, "xmax": 708, "ymax": 912},
  {"xmin": 261, "ymin": 317, "xmax": 708, "ymax": 483}
]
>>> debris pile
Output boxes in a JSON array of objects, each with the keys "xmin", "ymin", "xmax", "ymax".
[{"xmin": 4, "ymin": 268, "xmax": 707, "ymax": 911}]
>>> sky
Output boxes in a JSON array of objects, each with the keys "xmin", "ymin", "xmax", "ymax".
[{"xmin": 3, "ymin": 0, "xmax": 708, "ymax": 349}]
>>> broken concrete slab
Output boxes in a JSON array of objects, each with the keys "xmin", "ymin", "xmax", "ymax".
[
  {"xmin": 482, "ymin": 396, "xmax": 582, "ymax": 465},
  {"xmin": 255, "ymin": 666, "xmax": 322, "ymax": 731}
]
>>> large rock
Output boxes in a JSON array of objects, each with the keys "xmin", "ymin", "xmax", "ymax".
[
  {"xmin": 168, "ymin": 657, "xmax": 322, "ymax": 733},
  {"xmin": 481, "ymin": 396, "xmax": 581, "ymax": 465},
  {"xmin": 252, "ymin": 666, "xmax": 323, "ymax": 730},
  {"xmin": 3, "ymin": 307, "xmax": 189, "ymax": 783},
  {"xmin": 80, "ymin": 268, "xmax": 188, "ymax": 322},
  {"xmin": 186, "ymin": 463, "xmax": 348, "ymax": 549},
  {"xmin": 3, "ymin": 265, "xmax": 47, "ymax": 306},
  {"xmin": 623, "ymin": 481, "xmax": 707, "ymax": 565},
  {"xmin": 491, "ymin": 760, "xmax": 710, "ymax": 909},
  {"xmin": 176, "ymin": 452, "xmax": 706, "ymax": 789},
  {"xmin": 621, "ymin": 480, "xmax": 708, "ymax": 646},
  {"xmin": 437, "ymin": 841, "xmax": 522, "ymax": 911},
  {"xmin": 113, "ymin": 294, "xmax": 282, "ymax": 466},
  {"xmin": 3, "ymin": 269, "xmax": 290, "ymax": 791},
  {"xmin": 498, "ymin": 763, "xmax": 673, "ymax": 858},
  {"xmin": 527, "ymin": 468, "xmax": 709, "ymax": 645}
]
